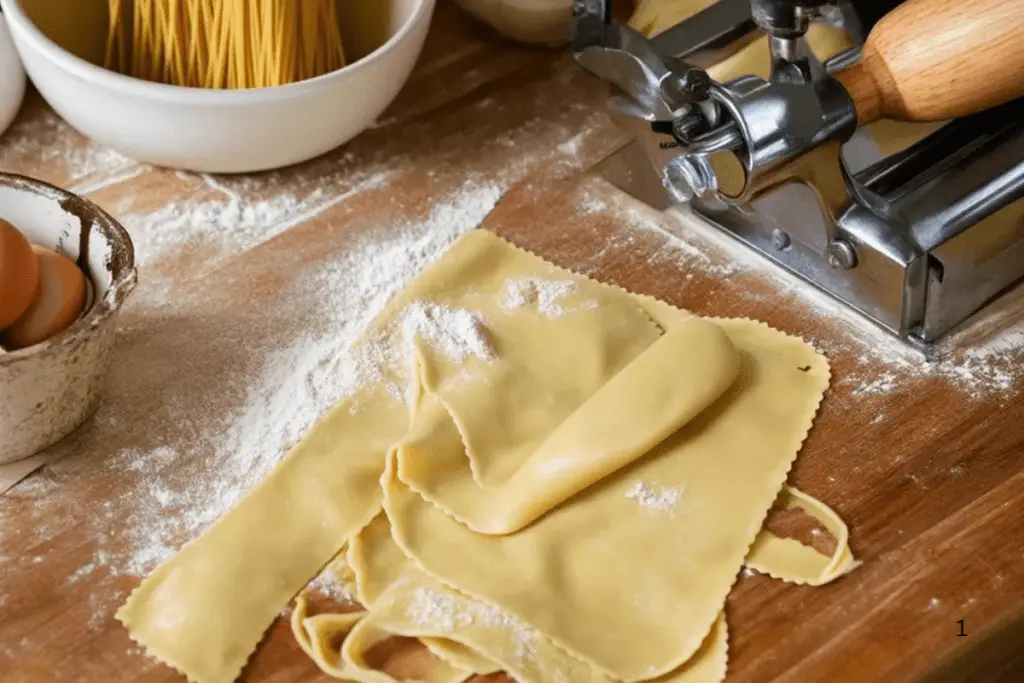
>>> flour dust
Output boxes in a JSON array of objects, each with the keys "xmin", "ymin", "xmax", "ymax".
[
  {"xmin": 406, "ymin": 587, "xmax": 538, "ymax": 664},
  {"xmin": 502, "ymin": 277, "xmax": 596, "ymax": 319},
  {"xmin": 626, "ymin": 481, "xmax": 683, "ymax": 517},
  {"xmin": 0, "ymin": 108, "xmax": 139, "ymax": 187},
  {"xmin": 402, "ymin": 302, "xmax": 496, "ymax": 364},
  {"xmin": 307, "ymin": 568, "xmax": 355, "ymax": 604}
]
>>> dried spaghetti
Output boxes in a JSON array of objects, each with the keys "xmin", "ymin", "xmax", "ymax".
[{"xmin": 104, "ymin": 0, "xmax": 347, "ymax": 89}]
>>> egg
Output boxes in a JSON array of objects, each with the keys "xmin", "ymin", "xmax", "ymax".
[
  {"xmin": 0, "ymin": 218, "xmax": 40, "ymax": 328},
  {"xmin": 2, "ymin": 245, "xmax": 88, "ymax": 350}
]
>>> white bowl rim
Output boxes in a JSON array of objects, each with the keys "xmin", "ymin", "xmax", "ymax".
[{"xmin": 0, "ymin": 0, "xmax": 433, "ymax": 104}]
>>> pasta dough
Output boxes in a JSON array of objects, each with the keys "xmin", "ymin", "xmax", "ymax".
[
  {"xmin": 398, "ymin": 319, "xmax": 741, "ymax": 535},
  {"xmin": 629, "ymin": 0, "xmax": 717, "ymax": 39},
  {"xmin": 296, "ymin": 511, "xmax": 731, "ymax": 683},
  {"xmin": 118, "ymin": 229, "xmax": 856, "ymax": 683},
  {"xmin": 380, "ymin": 303, "xmax": 829, "ymax": 680}
]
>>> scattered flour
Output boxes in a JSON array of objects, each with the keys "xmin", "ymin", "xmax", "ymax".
[
  {"xmin": 850, "ymin": 372, "xmax": 898, "ymax": 398},
  {"xmin": 69, "ymin": 561, "xmax": 97, "ymax": 583},
  {"xmin": 556, "ymin": 131, "xmax": 588, "ymax": 158},
  {"xmin": 626, "ymin": 481, "xmax": 683, "ymax": 516},
  {"xmin": 88, "ymin": 594, "xmax": 108, "ymax": 631},
  {"xmin": 579, "ymin": 189, "xmax": 715, "ymax": 267},
  {"xmin": 113, "ymin": 446, "xmax": 178, "ymax": 474},
  {"xmin": 503, "ymin": 277, "xmax": 585, "ymax": 318},
  {"xmin": 579, "ymin": 194, "xmax": 610, "ymax": 215},
  {"xmin": 402, "ymin": 302, "xmax": 496, "ymax": 364},
  {"xmin": 284, "ymin": 181, "xmax": 506, "ymax": 407},
  {"xmin": 57, "ymin": 180, "xmax": 506, "ymax": 580},
  {"xmin": 120, "ymin": 168, "xmax": 395, "ymax": 304},
  {"xmin": 406, "ymin": 588, "xmax": 537, "ymax": 662},
  {"xmin": 307, "ymin": 569, "xmax": 354, "ymax": 603},
  {"xmin": 0, "ymin": 109, "xmax": 139, "ymax": 184}
]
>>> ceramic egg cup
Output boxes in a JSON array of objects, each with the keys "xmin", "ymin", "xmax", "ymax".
[{"xmin": 0, "ymin": 172, "xmax": 136, "ymax": 464}]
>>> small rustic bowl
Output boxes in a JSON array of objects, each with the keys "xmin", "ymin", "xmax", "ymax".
[
  {"xmin": 0, "ymin": 172, "xmax": 136, "ymax": 464},
  {"xmin": 0, "ymin": 0, "xmax": 435, "ymax": 173}
]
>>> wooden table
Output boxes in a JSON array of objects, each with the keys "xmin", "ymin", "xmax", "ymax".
[{"xmin": 1, "ymin": 2, "xmax": 1022, "ymax": 682}]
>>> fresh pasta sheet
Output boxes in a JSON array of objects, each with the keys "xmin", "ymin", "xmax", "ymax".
[{"xmin": 118, "ymin": 230, "xmax": 856, "ymax": 683}]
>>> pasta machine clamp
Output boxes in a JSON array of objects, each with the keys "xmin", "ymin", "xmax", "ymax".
[{"xmin": 570, "ymin": 0, "xmax": 1024, "ymax": 345}]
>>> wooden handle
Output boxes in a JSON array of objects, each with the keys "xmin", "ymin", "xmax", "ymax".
[{"xmin": 834, "ymin": 0, "xmax": 1024, "ymax": 125}]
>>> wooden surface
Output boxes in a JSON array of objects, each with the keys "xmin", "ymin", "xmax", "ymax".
[
  {"xmin": 2, "ymin": 2, "xmax": 1024, "ymax": 682},
  {"xmin": 843, "ymin": 0, "xmax": 1024, "ymax": 123}
]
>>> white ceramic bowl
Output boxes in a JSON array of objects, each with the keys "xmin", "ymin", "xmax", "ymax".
[
  {"xmin": 453, "ymin": 0, "xmax": 572, "ymax": 45},
  {"xmin": 0, "ymin": 0, "xmax": 435, "ymax": 173},
  {"xmin": 0, "ymin": 172, "xmax": 137, "ymax": 464},
  {"xmin": 0, "ymin": 12, "xmax": 27, "ymax": 138}
]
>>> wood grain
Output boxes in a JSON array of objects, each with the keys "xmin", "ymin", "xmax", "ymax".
[
  {"xmin": 833, "ymin": 61, "xmax": 883, "ymax": 126},
  {"xmin": 1, "ymin": 1, "xmax": 1024, "ymax": 682},
  {"xmin": 836, "ymin": 0, "xmax": 1024, "ymax": 124}
]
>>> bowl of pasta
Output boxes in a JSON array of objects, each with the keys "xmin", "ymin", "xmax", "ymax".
[{"xmin": 0, "ymin": 0, "xmax": 435, "ymax": 173}]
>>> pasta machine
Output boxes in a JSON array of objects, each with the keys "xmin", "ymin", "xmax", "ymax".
[{"xmin": 569, "ymin": 0, "xmax": 1024, "ymax": 345}]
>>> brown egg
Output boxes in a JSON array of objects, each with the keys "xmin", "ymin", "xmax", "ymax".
[
  {"xmin": 2, "ymin": 246, "xmax": 87, "ymax": 350},
  {"xmin": 0, "ymin": 218, "xmax": 40, "ymax": 329}
]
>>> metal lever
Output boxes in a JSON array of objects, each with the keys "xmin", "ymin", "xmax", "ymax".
[
  {"xmin": 571, "ymin": 0, "xmax": 857, "ymax": 207},
  {"xmin": 570, "ymin": 0, "xmax": 714, "ymax": 123},
  {"xmin": 646, "ymin": 0, "xmax": 757, "ymax": 61},
  {"xmin": 574, "ymin": 23, "xmax": 713, "ymax": 123}
]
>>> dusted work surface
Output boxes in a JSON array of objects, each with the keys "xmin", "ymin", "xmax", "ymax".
[{"xmin": 1, "ymin": 2, "xmax": 1023, "ymax": 682}]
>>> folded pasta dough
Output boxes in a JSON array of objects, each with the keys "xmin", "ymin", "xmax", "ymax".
[
  {"xmin": 400, "ymin": 318, "xmax": 741, "ymax": 534},
  {"xmin": 296, "ymin": 483, "xmax": 858, "ymax": 683},
  {"xmin": 384, "ymin": 291, "xmax": 828, "ymax": 681},
  {"xmin": 395, "ymin": 237, "xmax": 668, "ymax": 513},
  {"xmin": 348, "ymin": 513, "xmax": 506, "ymax": 679},
  {"xmin": 298, "ymin": 511, "xmax": 728, "ymax": 683},
  {"xmin": 344, "ymin": 571, "xmax": 729, "ymax": 683}
]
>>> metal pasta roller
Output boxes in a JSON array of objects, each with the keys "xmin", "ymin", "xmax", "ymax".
[{"xmin": 570, "ymin": 0, "xmax": 1024, "ymax": 345}]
